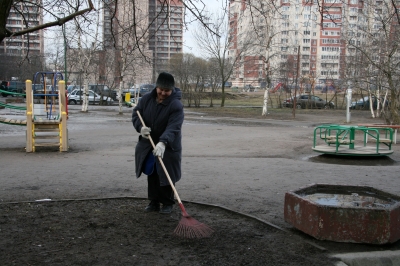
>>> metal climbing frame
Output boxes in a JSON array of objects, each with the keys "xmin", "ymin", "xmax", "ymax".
[{"xmin": 32, "ymin": 72, "xmax": 64, "ymax": 120}]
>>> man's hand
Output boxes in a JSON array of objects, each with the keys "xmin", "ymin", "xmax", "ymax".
[
  {"xmin": 153, "ymin": 142, "xmax": 166, "ymax": 158},
  {"xmin": 140, "ymin": 126, "xmax": 151, "ymax": 139}
]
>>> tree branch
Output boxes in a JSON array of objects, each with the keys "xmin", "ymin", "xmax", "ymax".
[{"xmin": 5, "ymin": 0, "xmax": 95, "ymax": 38}]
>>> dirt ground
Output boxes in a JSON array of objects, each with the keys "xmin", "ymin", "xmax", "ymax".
[{"xmin": 1, "ymin": 103, "xmax": 400, "ymax": 265}]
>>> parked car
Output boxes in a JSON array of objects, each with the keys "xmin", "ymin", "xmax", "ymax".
[
  {"xmin": 68, "ymin": 89, "xmax": 114, "ymax": 105},
  {"xmin": 137, "ymin": 84, "xmax": 154, "ymax": 96},
  {"xmin": 67, "ymin": 85, "xmax": 81, "ymax": 94},
  {"xmin": 88, "ymin": 84, "xmax": 117, "ymax": 101},
  {"xmin": 32, "ymin": 84, "xmax": 45, "ymax": 97},
  {"xmin": 122, "ymin": 84, "xmax": 154, "ymax": 99},
  {"xmin": 350, "ymin": 96, "xmax": 389, "ymax": 110},
  {"xmin": 1, "ymin": 80, "xmax": 26, "ymax": 97},
  {"xmin": 244, "ymin": 84, "xmax": 255, "ymax": 92},
  {"xmin": 282, "ymin": 94, "xmax": 334, "ymax": 109}
]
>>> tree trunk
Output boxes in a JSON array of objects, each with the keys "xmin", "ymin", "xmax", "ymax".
[
  {"xmin": 81, "ymin": 79, "xmax": 89, "ymax": 112},
  {"xmin": 220, "ymin": 86, "xmax": 225, "ymax": 107}
]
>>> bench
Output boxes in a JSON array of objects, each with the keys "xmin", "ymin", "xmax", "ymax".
[{"xmin": 358, "ymin": 124, "xmax": 400, "ymax": 144}]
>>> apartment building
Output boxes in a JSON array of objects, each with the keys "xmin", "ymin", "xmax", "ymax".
[
  {"xmin": 148, "ymin": 0, "xmax": 184, "ymax": 80},
  {"xmin": 99, "ymin": 0, "xmax": 153, "ymax": 87},
  {"xmin": 0, "ymin": 1, "xmax": 44, "ymax": 80},
  {"xmin": 100, "ymin": 0, "xmax": 183, "ymax": 86},
  {"xmin": 229, "ymin": 0, "xmax": 399, "ymax": 91},
  {"xmin": 228, "ymin": 1, "xmax": 268, "ymax": 88},
  {"xmin": 0, "ymin": 1, "xmax": 44, "ymax": 56}
]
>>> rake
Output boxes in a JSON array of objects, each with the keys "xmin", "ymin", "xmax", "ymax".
[{"xmin": 137, "ymin": 111, "xmax": 214, "ymax": 239}]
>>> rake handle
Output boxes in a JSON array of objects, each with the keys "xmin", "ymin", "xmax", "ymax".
[{"xmin": 136, "ymin": 111, "xmax": 184, "ymax": 206}]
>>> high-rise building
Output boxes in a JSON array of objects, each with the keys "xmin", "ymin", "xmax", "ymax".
[
  {"xmin": 148, "ymin": 0, "xmax": 184, "ymax": 81},
  {"xmin": 228, "ymin": 1, "xmax": 267, "ymax": 89},
  {"xmin": 100, "ymin": 0, "xmax": 153, "ymax": 87},
  {"xmin": 100, "ymin": 0, "xmax": 183, "ymax": 87},
  {"xmin": 0, "ymin": 1, "xmax": 44, "ymax": 80},
  {"xmin": 228, "ymin": 0, "xmax": 400, "ymax": 91},
  {"xmin": 0, "ymin": 2, "xmax": 44, "ymax": 56}
]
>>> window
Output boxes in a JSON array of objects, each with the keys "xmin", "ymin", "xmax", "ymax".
[
  {"xmin": 303, "ymin": 47, "xmax": 310, "ymax": 51},
  {"xmin": 303, "ymin": 39, "xmax": 311, "ymax": 43},
  {"xmin": 321, "ymin": 46, "xmax": 340, "ymax": 52},
  {"xmin": 304, "ymin": 30, "xmax": 310, "ymax": 35},
  {"xmin": 313, "ymin": 32, "xmax": 317, "ymax": 36},
  {"xmin": 322, "ymin": 38, "xmax": 340, "ymax": 44}
]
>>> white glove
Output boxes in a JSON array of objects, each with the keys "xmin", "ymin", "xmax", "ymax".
[
  {"xmin": 153, "ymin": 142, "xmax": 166, "ymax": 158},
  {"xmin": 140, "ymin": 126, "xmax": 151, "ymax": 139}
]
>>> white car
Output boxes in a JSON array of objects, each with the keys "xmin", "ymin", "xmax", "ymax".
[{"xmin": 68, "ymin": 89, "xmax": 113, "ymax": 105}]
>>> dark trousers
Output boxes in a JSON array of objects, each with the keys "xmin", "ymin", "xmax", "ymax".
[{"xmin": 147, "ymin": 171, "xmax": 175, "ymax": 205}]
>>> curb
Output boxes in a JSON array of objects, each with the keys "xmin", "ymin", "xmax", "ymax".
[{"xmin": 331, "ymin": 250, "xmax": 400, "ymax": 266}]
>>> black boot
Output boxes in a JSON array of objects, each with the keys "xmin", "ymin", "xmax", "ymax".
[
  {"xmin": 159, "ymin": 204, "xmax": 173, "ymax": 214},
  {"xmin": 145, "ymin": 200, "xmax": 160, "ymax": 212}
]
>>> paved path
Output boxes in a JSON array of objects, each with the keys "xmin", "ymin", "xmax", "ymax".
[{"xmin": 1, "ymin": 105, "xmax": 400, "ymax": 265}]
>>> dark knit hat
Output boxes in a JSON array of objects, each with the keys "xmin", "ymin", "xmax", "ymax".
[{"xmin": 156, "ymin": 72, "xmax": 175, "ymax": 90}]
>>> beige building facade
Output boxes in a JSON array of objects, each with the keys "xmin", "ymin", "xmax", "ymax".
[{"xmin": 229, "ymin": 0, "xmax": 400, "ymax": 92}]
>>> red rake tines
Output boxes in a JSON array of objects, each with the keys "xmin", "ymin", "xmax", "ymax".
[{"xmin": 173, "ymin": 203, "xmax": 214, "ymax": 239}]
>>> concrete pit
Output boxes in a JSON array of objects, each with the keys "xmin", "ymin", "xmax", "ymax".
[{"xmin": 284, "ymin": 183, "xmax": 400, "ymax": 244}]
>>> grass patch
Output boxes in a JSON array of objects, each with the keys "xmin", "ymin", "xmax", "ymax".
[{"xmin": 183, "ymin": 91, "xmax": 350, "ymax": 109}]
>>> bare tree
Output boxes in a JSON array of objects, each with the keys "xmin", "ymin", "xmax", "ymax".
[
  {"xmin": 341, "ymin": 0, "xmax": 400, "ymax": 124},
  {"xmin": 0, "ymin": 0, "xmax": 95, "ymax": 44},
  {"xmin": 66, "ymin": 1, "xmax": 102, "ymax": 112},
  {"xmin": 193, "ymin": 10, "xmax": 253, "ymax": 107},
  {"xmin": 169, "ymin": 52, "xmax": 196, "ymax": 107}
]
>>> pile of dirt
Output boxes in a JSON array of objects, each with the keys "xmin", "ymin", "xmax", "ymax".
[{"xmin": 0, "ymin": 198, "xmax": 338, "ymax": 265}]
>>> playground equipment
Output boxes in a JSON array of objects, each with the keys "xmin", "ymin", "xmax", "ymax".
[
  {"xmin": 0, "ymin": 101, "xmax": 27, "ymax": 125},
  {"xmin": 313, "ymin": 124, "xmax": 393, "ymax": 156},
  {"xmin": 0, "ymin": 72, "xmax": 68, "ymax": 152},
  {"xmin": 271, "ymin": 83, "xmax": 284, "ymax": 93},
  {"xmin": 25, "ymin": 72, "xmax": 68, "ymax": 152}
]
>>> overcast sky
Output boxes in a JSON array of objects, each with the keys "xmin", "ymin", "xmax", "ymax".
[
  {"xmin": 44, "ymin": 1, "xmax": 227, "ymax": 59},
  {"xmin": 183, "ymin": 0, "xmax": 227, "ymax": 56}
]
